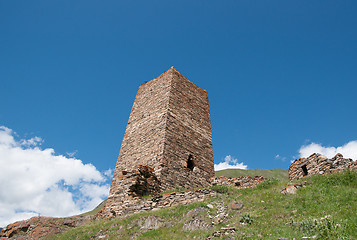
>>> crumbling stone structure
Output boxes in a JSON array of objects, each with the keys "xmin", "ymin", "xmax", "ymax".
[
  {"xmin": 97, "ymin": 176, "xmax": 264, "ymax": 219},
  {"xmin": 289, "ymin": 153, "xmax": 357, "ymax": 180},
  {"xmin": 102, "ymin": 67, "xmax": 214, "ymax": 217},
  {"xmin": 210, "ymin": 176, "xmax": 265, "ymax": 189}
]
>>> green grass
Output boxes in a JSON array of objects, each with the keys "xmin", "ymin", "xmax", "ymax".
[
  {"xmin": 78, "ymin": 199, "xmax": 107, "ymax": 217},
  {"xmin": 215, "ymin": 168, "xmax": 289, "ymax": 181},
  {"xmin": 48, "ymin": 171, "xmax": 357, "ymax": 240}
]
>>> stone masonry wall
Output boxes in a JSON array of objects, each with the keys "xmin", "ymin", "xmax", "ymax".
[
  {"xmin": 159, "ymin": 68, "xmax": 214, "ymax": 189},
  {"xmin": 210, "ymin": 176, "xmax": 265, "ymax": 188},
  {"xmin": 108, "ymin": 72, "xmax": 171, "ymax": 196},
  {"xmin": 289, "ymin": 153, "xmax": 356, "ymax": 180},
  {"xmin": 104, "ymin": 67, "xmax": 215, "ymax": 218}
]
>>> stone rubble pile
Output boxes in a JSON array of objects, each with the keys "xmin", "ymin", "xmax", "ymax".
[
  {"xmin": 98, "ymin": 175, "xmax": 264, "ymax": 219},
  {"xmin": 137, "ymin": 215, "xmax": 165, "ymax": 230},
  {"xmin": 97, "ymin": 188, "xmax": 217, "ymax": 219},
  {"xmin": 206, "ymin": 227, "xmax": 236, "ymax": 239},
  {"xmin": 289, "ymin": 153, "xmax": 356, "ymax": 180},
  {"xmin": 182, "ymin": 217, "xmax": 211, "ymax": 232},
  {"xmin": 208, "ymin": 201, "xmax": 228, "ymax": 225}
]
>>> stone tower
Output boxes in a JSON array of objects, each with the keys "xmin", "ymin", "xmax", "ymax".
[{"xmin": 102, "ymin": 67, "xmax": 214, "ymax": 217}]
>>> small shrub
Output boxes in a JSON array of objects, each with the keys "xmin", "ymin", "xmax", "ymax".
[
  {"xmin": 239, "ymin": 214, "xmax": 254, "ymax": 225},
  {"xmin": 294, "ymin": 215, "xmax": 347, "ymax": 239}
]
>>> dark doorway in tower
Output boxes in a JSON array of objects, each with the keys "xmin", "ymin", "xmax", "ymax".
[
  {"xmin": 187, "ymin": 154, "xmax": 195, "ymax": 171},
  {"xmin": 301, "ymin": 164, "xmax": 308, "ymax": 176}
]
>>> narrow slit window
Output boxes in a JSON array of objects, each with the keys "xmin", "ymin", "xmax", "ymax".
[
  {"xmin": 301, "ymin": 165, "xmax": 308, "ymax": 176},
  {"xmin": 187, "ymin": 154, "xmax": 195, "ymax": 171}
]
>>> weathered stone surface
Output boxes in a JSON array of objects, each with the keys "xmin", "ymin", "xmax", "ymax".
[
  {"xmin": 206, "ymin": 227, "xmax": 236, "ymax": 239},
  {"xmin": 137, "ymin": 216, "xmax": 164, "ymax": 230},
  {"xmin": 183, "ymin": 217, "xmax": 211, "ymax": 232},
  {"xmin": 186, "ymin": 207, "xmax": 207, "ymax": 217},
  {"xmin": 0, "ymin": 216, "xmax": 91, "ymax": 240},
  {"xmin": 281, "ymin": 182, "xmax": 308, "ymax": 194},
  {"xmin": 352, "ymin": 160, "xmax": 357, "ymax": 170},
  {"xmin": 289, "ymin": 153, "xmax": 356, "ymax": 180},
  {"xmin": 210, "ymin": 175, "xmax": 265, "ymax": 189},
  {"xmin": 230, "ymin": 202, "xmax": 243, "ymax": 210},
  {"xmin": 206, "ymin": 204, "xmax": 214, "ymax": 209},
  {"xmin": 90, "ymin": 230, "xmax": 109, "ymax": 239},
  {"xmin": 97, "ymin": 188, "xmax": 217, "ymax": 219},
  {"xmin": 103, "ymin": 67, "xmax": 215, "ymax": 217}
]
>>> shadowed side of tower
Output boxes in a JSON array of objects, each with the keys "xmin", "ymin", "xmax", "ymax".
[
  {"xmin": 102, "ymin": 67, "xmax": 214, "ymax": 217},
  {"xmin": 159, "ymin": 68, "xmax": 214, "ymax": 189}
]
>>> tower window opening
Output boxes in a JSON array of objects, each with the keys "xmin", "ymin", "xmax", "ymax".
[
  {"xmin": 187, "ymin": 154, "xmax": 195, "ymax": 171},
  {"xmin": 301, "ymin": 165, "xmax": 308, "ymax": 176}
]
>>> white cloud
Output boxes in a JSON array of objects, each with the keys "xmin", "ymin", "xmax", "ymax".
[
  {"xmin": 103, "ymin": 168, "xmax": 113, "ymax": 178},
  {"xmin": 214, "ymin": 155, "xmax": 248, "ymax": 171},
  {"xmin": 299, "ymin": 140, "xmax": 357, "ymax": 160},
  {"xmin": 0, "ymin": 126, "xmax": 110, "ymax": 227},
  {"xmin": 66, "ymin": 150, "xmax": 78, "ymax": 158},
  {"xmin": 275, "ymin": 154, "xmax": 287, "ymax": 162},
  {"xmin": 20, "ymin": 136, "xmax": 43, "ymax": 147}
]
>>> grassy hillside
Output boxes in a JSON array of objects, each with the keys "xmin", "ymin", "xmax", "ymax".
[
  {"xmin": 215, "ymin": 168, "xmax": 289, "ymax": 181},
  {"xmin": 49, "ymin": 170, "xmax": 357, "ymax": 240},
  {"xmin": 79, "ymin": 199, "xmax": 107, "ymax": 217}
]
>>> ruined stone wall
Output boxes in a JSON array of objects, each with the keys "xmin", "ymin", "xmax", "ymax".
[
  {"xmin": 289, "ymin": 153, "xmax": 356, "ymax": 180},
  {"xmin": 98, "ymin": 188, "xmax": 217, "ymax": 219},
  {"xmin": 210, "ymin": 176, "xmax": 265, "ymax": 189},
  {"xmin": 97, "ymin": 176, "xmax": 264, "ymax": 219}
]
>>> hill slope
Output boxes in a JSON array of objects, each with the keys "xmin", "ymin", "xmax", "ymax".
[
  {"xmin": 49, "ymin": 170, "xmax": 357, "ymax": 240},
  {"xmin": 215, "ymin": 168, "xmax": 288, "ymax": 181}
]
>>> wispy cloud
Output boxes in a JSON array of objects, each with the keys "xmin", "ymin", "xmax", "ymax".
[
  {"xmin": 20, "ymin": 136, "xmax": 43, "ymax": 147},
  {"xmin": 299, "ymin": 140, "xmax": 357, "ymax": 160},
  {"xmin": 275, "ymin": 154, "xmax": 287, "ymax": 162},
  {"xmin": 103, "ymin": 168, "xmax": 113, "ymax": 178},
  {"xmin": 214, "ymin": 155, "xmax": 248, "ymax": 171},
  {"xmin": 0, "ymin": 126, "xmax": 110, "ymax": 227},
  {"xmin": 66, "ymin": 150, "xmax": 78, "ymax": 158}
]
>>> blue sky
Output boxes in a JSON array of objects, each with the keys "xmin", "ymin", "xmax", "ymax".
[{"xmin": 0, "ymin": 1, "xmax": 356, "ymax": 225}]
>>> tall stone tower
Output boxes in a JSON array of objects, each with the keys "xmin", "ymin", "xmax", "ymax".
[{"xmin": 103, "ymin": 67, "xmax": 214, "ymax": 217}]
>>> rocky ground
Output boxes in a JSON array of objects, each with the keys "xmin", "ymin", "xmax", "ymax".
[
  {"xmin": 0, "ymin": 175, "xmax": 264, "ymax": 239},
  {"xmin": 2, "ymin": 162, "xmax": 356, "ymax": 239},
  {"xmin": 0, "ymin": 216, "xmax": 91, "ymax": 239},
  {"xmin": 46, "ymin": 170, "xmax": 357, "ymax": 239}
]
